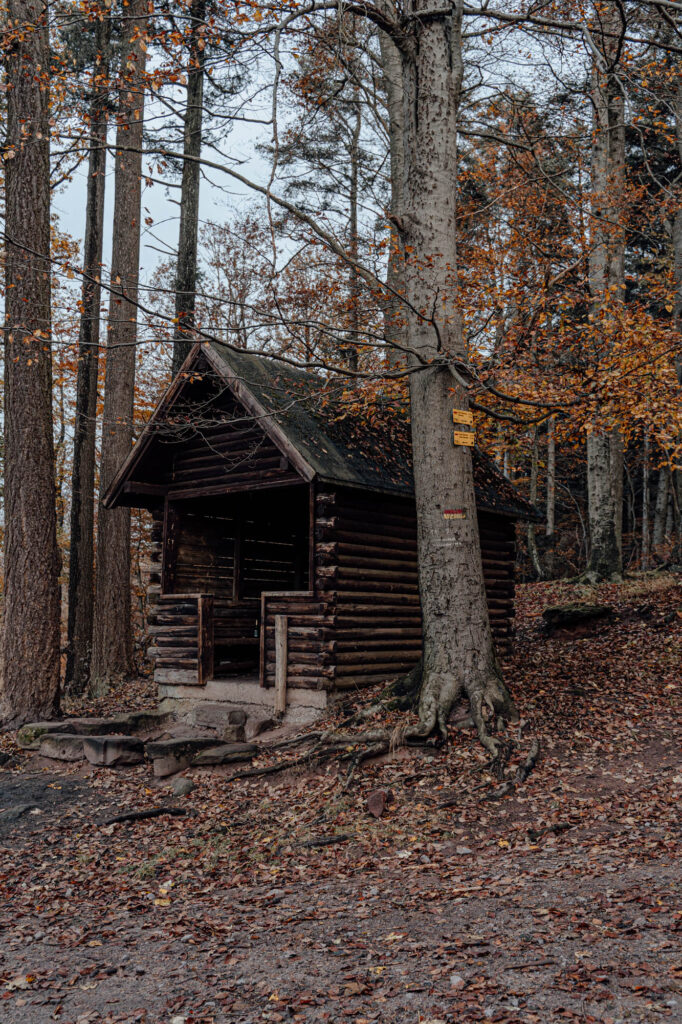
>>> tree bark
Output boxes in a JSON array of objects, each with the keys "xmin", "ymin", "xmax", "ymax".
[
  {"xmin": 546, "ymin": 415, "xmax": 556, "ymax": 575},
  {"xmin": 378, "ymin": 25, "xmax": 407, "ymax": 367},
  {"xmin": 345, "ymin": 84, "xmax": 361, "ymax": 373},
  {"xmin": 585, "ymin": 3, "xmax": 625, "ymax": 581},
  {"xmin": 652, "ymin": 466, "xmax": 669, "ymax": 551},
  {"xmin": 400, "ymin": 0, "xmax": 517, "ymax": 753},
  {"xmin": 91, "ymin": 0, "xmax": 147, "ymax": 694},
  {"xmin": 672, "ymin": 80, "xmax": 682, "ymax": 557},
  {"xmin": 171, "ymin": 0, "xmax": 206, "ymax": 377},
  {"xmin": 1, "ymin": 0, "xmax": 61, "ymax": 726},
  {"xmin": 642, "ymin": 426, "xmax": 650, "ymax": 570},
  {"xmin": 527, "ymin": 426, "xmax": 543, "ymax": 579},
  {"xmin": 65, "ymin": 17, "xmax": 110, "ymax": 694}
]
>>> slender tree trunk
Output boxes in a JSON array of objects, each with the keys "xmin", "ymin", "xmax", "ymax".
[
  {"xmin": 378, "ymin": 25, "xmax": 407, "ymax": 367},
  {"xmin": 652, "ymin": 466, "xmax": 669, "ymax": 552},
  {"xmin": 546, "ymin": 415, "xmax": 556, "ymax": 575},
  {"xmin": 585, "ymin": 4, "xmax": 625, "ymax": 581},
  {"xmin": 527, "ymin": 426, "xmax": 543, "ymax": 579},
  {"xmin": 65, "ymin": 18, "xmax": 110, "ymax": 694},
  {"xmin": 1, "ymin": 0, "xmax": 61, "ymax": 726},
  {"xmin": 672, "ymin": 81, "xmax": 682, "ymax": 557},
  {"xmin": 171, "ymin": 0, "xmax": 206, "ymax": 377},
  {"xmin": 400, "ymin": 0, "xmax": 516, "ymax": 753},
  {"xmin": 346, "ymin": 90, "xmax": 361, "ymax": 373},
  {"xmin": 642, "ymin": 427, "xmax": 650, "ymax": 570},
  {"xmin": 91, "ymin": 0, "xmax": 147, "ymax": 694},
  {"xmin": 665, "ymin": 482, "xmax": 674, "ymax": 540}
]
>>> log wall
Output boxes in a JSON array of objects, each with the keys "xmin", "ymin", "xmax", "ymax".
[
  {"xmin": 145, "ymin": 484, "xmax": 517, "ymax": 695},
  {"xmin": 133, "ymin": 376, "xmax": 301, "ymax": 500},
  {"xmin": 260, "ymin": 591, "xmax": 331, "ymax": 690},
  {"xmin": 312, "ymin": 487, "xmax": 516, "ymax": 692}
]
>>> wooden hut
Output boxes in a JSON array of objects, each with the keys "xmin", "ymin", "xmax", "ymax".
[{"xmin": 104, "ymin": 343, "xmax": 539, "ymax": 716}]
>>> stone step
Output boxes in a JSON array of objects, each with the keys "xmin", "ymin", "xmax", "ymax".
[
  {"xmin": 83, "ymin": 735, "xmax": 145, "ymax": 767},
  {"xmin": 17, "ymin": 709, "xmax": 174, "ymax": 750},
  {"xmin": 185, "ymin": 703, "xmax": 247, "ymax": 742},
  {"xmin": 145, "ymin": 737, "xmax": 217, "ymax": 777},
  {"xmin": 38, "ymin": 734, "xmax": 86, "ymax": 762},
  {"xmin": 191, "ymin": 742, "xmax": 259, "ymax": 767}
]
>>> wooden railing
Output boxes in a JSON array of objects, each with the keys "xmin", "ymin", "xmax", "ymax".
[
  {"xmin": 147, "ymin": 593, "xmax": 214, "ymax": 686},
  {"xmin": 259, "ymin": 591, "xmax": 331, "ymax": 705}
]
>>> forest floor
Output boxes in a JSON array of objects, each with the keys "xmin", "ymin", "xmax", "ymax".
[{"xmin": 0, "ymin": 573, "xmax": 680, "ymax": 1024}]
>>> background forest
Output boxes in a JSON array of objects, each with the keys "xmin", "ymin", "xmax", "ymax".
[{"xmin": 2, "ymin": 0, "xmax": 682, "ymax": 722}]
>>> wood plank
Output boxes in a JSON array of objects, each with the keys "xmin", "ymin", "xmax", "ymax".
[
  {"xmin": 198, "ymin": 594, "xmax": 214, "ymax": 686},
  {"xmin": 274, "ymin": 615, "xmax": 288, "ymax": 714}
]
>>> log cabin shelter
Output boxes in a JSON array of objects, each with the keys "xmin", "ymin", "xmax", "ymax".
[{"xmin": 103, "ymin": 342, "xmax": 540, "ymax": 717}]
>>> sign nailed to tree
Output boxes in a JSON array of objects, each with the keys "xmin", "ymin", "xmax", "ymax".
[
  {"xmin": 452, "ymin": 409, "xmax": 474, "ymax": 426},
  {"xmin": 452, "ymin": 408, "xmax": 475, "ymax": 447},
  {"xmin": 453, "ymin": 430, "xmax": 475, "ymax": 447}
]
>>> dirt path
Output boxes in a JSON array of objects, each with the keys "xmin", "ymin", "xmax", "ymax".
[
  {"xmin": 1, "ymin": 575, "xmax": 680, "ymax": 1023},
  {"xmin": 0, "ymin": 816, "xmax": 679, "ymax": 1023}
]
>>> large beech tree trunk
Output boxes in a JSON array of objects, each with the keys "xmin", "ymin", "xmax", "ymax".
[
  {"xmin": 65, "ymin": 18, "xmax": 110, "ymax": 694},
  {"xmin": 585, "ymin": 3, "xmax": 625, "ymax": 581},
  {"xmin": 171, "ymin": 0, "xmax": 206, "ymax": 377},
  {"xmin": 1, "ymin": 0, "xmax": 61, "ymax": 726},
  {"xmin": 400, "ymin": 0, "xmax": 516, "ymax": 752},
  {"xmin": 91, "ymin": 0, "xmax": 147, "ymax": 694}
]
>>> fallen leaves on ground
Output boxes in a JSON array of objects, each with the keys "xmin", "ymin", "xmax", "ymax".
[{"xmin": 0, "ymin": 573, "xmax": 680, "ymax": 1023}]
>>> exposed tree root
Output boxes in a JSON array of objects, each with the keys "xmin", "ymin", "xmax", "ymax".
[
  {"xmin": 380, "ymin": 660, "xmax": 423, "ymax": 711},
  {"xmin": 103, "ymin": 805, "xmax": 189, "ymax": 825},
  {"xmin": 225, "ymin": 651, "xmax": 534, "ymax": 793}
]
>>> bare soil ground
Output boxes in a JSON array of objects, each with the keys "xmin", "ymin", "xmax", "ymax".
[{"xmin": 0, "ymin": 574, "xmax": 680, "ymax": 1024}]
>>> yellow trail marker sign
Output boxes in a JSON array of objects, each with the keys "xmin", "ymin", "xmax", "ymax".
[
  {"xmin": 452, "ymin": 409, "xmax": 474, "ymax": 426},
  {"xmin": 453, "ymin": 430, "xmax": 475, "ymax": 447}
]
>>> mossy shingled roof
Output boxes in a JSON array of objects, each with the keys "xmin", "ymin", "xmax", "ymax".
[{"xmin": 210, "ymin": 343, "xmax": 541, "ymax": 522}]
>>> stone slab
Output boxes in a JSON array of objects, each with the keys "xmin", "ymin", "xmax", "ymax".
[
  {"xmin": 17, "ymin": 722, "xmax": 73, "ymax": 750},
  {"xmin": 191, "ymin": 742, "xmax": 259, "ymax": 767},
  {"xmin": 110, "ymin": 710, "xmax": 175, "ymax": 735},
  {"xmin": 245, "ymin": 715, "xmax": 277, "ymax": 740},
  {"xmin": 83, "ymin": 735, "xmax": 145, "ymax": 767},
  {"xmin": 145, "ymin": 737, "xmax": 217, "ymax": 778},
  {"xmin": 187, "ymin": 703, "xmax": 247, "ymax": 729},
  {"xmin": 38, "ymin": 734, "xmax": 86, "ymax": 762}
]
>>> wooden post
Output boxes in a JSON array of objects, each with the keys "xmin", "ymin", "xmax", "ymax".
[
  {"xmin": 197, "ymin": 594, "xmax": 214, "ymax": 685},
  {"xmin": 274, "ymin": 614, "xmax": 288, "ymax": 714},
  {"xmin": 232, "ymin": 522, "xmax": 242, "ymax": 602},
  {"xmin": 161, "ymin": 499, "xmax": 179, "ymax": 594}
]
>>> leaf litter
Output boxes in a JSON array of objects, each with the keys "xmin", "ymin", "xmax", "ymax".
[{"xmin": 0, "ymin": 573, "xmax": 680, "ymax": 1023}]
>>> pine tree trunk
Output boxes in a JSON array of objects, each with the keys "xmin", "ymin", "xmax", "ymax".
[
  {"xmin": 527, "ymin": 426, "xmax": 543, "ymax": 579},
  {"xmin": 171, "ymin": 0, "xmax": 206, "ymax": 377},
  {"xmin": 672, "ymin": 81, "xmax": 682, "ymax": 558},
  {"xmin": 1, "ymin": 0, "xmax": 61, "ymax": 727},
  {"xmin": 642, "ymin": 427, "xmax": 650, "ymax": 570},
  {"xmin": 65, "ymin": 18, "xmax": 110, "ymax": 694},
  {"xmin": 401, "ymin": 0, "xmax": 516, "ymax": 752},
  {"xmin": 378, "ymin": 27, "xmax": 407, "ymax": 367},
  {"xmin": 91, "ymin": 0, "xmax": 147, "ymax": 694},
  {"xmin": 546, "ymin": 415, "xmax": 556, "ymax": 575},
  {"xmin": 585, "ymin": 5, "xmax": 625, "ymax": 581},
  {"xmin": 345, "ymin": 90, "xmax": 361, "ymax": 373}
]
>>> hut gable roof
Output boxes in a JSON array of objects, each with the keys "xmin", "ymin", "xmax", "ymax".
[
  {"xmin": 104, "ymin": 342, "xmax": 541, "ymax": 522},
  {"xmin": 207, "ymin": 345, "xmax": 539, "ymax": 522}
]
